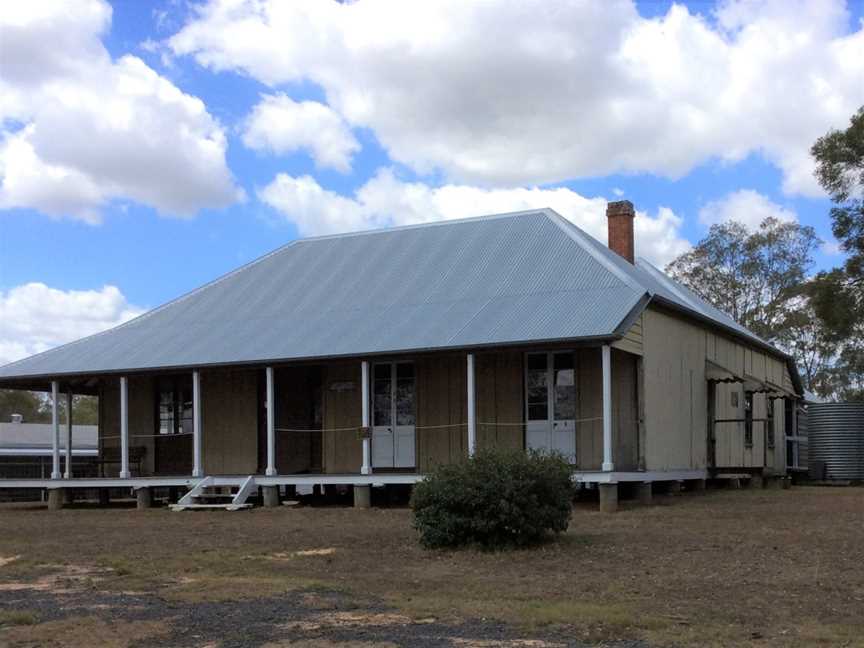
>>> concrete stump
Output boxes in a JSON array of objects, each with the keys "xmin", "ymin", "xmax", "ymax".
[
  {"xmin": 353, "ymin": 485, "xmax": 371, "ymax": 509},
  {"xmin": 667, "ymin": 480, "xmax": 683, "ymax": 495},
  {"xmin": 262, "ymin": 485, "xmax": 280, "ymax": 508},
  {"xmin": 599, "ymin": 483, "xmax": 618, "ymax": 513},
  {"xmin": 782, "ymin": 477, "xmax": 791, "ymax": 490},
  {"xmin": 136, "ymin": 487, "xmax": 152, "ymax": 510},
  {"xmin": 749, "ymin": 474, "xmax": 764, "ymax": 489},
  {"xmin": 727, "ymin": 478, "xmax": 741, "ymax": 489},
  {"xmin": 98, "ymin": 489, "xmax": 110, "ymax": 506},
  {"xmin": 47, "ymin": 489, "xmax": 64, "ymax": 511},
  {"xmin": 637, "ymin": 482, "xmax": 653, "ymax": 505},
  {"xmin": 766, "ymin": 477, "xmax": 783, "ymax": 490}
]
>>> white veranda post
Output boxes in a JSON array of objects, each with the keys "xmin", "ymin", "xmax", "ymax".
[
  {"xmin": 119, "ymin": 376, "xmax": 130, "ymax": 479},
  {"xmin": 467, "ymin": 353, "xmax": 476, "ymax": 457},
  {"xmin": 361, "ymin": 360, "xmax": 371, "ymax": 475},
  {"xmin": 266, "ymin": 366, "xmax": 277, "ymax": 476},
  {"xmin": 50, "ymin": 381, "xmax": 61, "ymax": 479},
  {"xmin": 64, "ymin": 391, "xmax": 73, "ymax": 479},
  {"xmin": 192, "ymin": 370, "xmax": 202, "ymax": 478},
  {"xmin": 602, "ymin": 344, "xmax": 614, "ymax": 472}
]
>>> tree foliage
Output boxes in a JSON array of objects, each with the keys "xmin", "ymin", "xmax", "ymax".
[
  {"xmin": 0, "ymin": 390, "xmax": 98, "ymax": 425},
  {"xmin": 665, "ymin": 217, "xmax": 820, "ymax": 341},
  {"xmin": 810, "ymin": 106, "xmax": 864, "ymax": 401}
]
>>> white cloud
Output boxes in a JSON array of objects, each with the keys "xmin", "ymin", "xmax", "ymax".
[
  {"xmin": 258, "ymin": 168, "xmax": 691, "ymax": 266},
  {"xmin": 0, "ymin": 0, "xmax": 240, "ymax": 222},
  {"xmin": 0, "ymin": 283, "xmax": 145, "ymax": 365},
  {"xmin": 241, "ymin": 94, "xmax": 360, "ymax": 172},
  {"xmin": 169, "ymin": 0, "xmax": 864, "ymax": 196},
  {"xmin": 821, "ymin": 238, "xmax": 844, "ymax": 256},
  {"xmin": 698, "ymin": 189, "xmax": 797, "ymax": 230}
]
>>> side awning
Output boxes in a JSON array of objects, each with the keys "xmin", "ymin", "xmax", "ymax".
[
  {"xmin": 706, "ymin": 360, "xmax": 740, "ymax": 383},
  {"xmin": 706, "ymin": 362, "xmax": 797, "ymax": 399},
  {"xmin": 766, "ymin": 380, "xmax": 795, "ymax": 398}
]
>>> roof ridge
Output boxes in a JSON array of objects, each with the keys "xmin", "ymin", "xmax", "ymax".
[
  {"xmin": 542, "ymin": 208, "xmax": 646, "ymax": 294},
  {"xmin": 290, "ymin": 208, "xmax": 550, "ymax": 244}
]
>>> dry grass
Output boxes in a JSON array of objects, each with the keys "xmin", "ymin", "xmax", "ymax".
[
  {"xmin": 0, "ymin": 616, "xmax": 169, "ymax": 647},
  {"xmin": 0, "ymin": 610, "xmax": 39, "ymax": 627},
  {"xmin": 0, "ymin": 486, "xmax": 863, "ymax": 647}
]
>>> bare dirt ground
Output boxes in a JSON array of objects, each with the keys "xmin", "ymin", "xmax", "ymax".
[{"xmin": 0, "ymin": 486, "xmax": 862, "ymax": 648}]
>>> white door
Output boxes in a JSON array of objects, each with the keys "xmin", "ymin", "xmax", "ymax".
[
  {"xmin": 371, "ymin": 362, "xmax": 416, "ymax": 469},
  {"xmin": 551, "ymin": 352, "xmax": 576, "ymax": 462},
  {"xmin": 525, "ymin": 352, "xmax": 576, "ymax": 463}
]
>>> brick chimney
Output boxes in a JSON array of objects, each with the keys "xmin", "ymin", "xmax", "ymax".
[{"xmin": 606, "ymin": 200, "xmax": 635, "ymax": 264}]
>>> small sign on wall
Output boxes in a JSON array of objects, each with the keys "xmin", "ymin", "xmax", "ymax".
[{"xmin": 329, "ymin": 381, "xmax": 356, "ymax": 392}]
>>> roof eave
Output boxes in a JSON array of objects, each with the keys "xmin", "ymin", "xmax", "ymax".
[{"xmin": 0, "ymin": 332, "xmax": 623, "ymax": 385}]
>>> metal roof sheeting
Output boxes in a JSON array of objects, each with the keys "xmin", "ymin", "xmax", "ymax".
[{"xmin": 0, "ymin": 208, "xmax": 790, "ymax": 380}]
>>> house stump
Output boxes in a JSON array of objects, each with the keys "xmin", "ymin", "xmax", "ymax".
[
  {"xmin": 262, "ymin": 485, "xmax": 280, "ymax": 508},
  {"xmin": 637, "ymin": 481, "xmax": 652, "ymax": 505},
  {"xmin": 353, "ymin": 485, "xmax": 371, "ymax": 509},
  {"xmin": 47, "ymin": 488, "xmax": 64, "ymax": 511},
  {"xmin": 136, "ymin": 487, "xmax": 152, "ymax": 510},
  {"xmin": 599, "ymin": 483, "xmax": 618, "ymax": 513}
]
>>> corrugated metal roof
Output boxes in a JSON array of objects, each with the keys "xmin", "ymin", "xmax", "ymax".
[
  {"xmin": 0, "ymin": 208, "xmax": 789, "ymax": 380},
  {"xmin": 0, "ymin": 422, "xmax": 98, "ymax": 451}
]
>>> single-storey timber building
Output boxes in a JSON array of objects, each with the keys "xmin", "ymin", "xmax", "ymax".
[{"xmin": 0, "ymin": 202, "xmax": 804, "ymax": 511}]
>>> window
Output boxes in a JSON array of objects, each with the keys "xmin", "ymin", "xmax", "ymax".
[
  {"xmin": 784, "ymin": 399, "xmax": 794, "ymax": 437},
  {"xmin": 395, "ymin": 363, "xmax": 415, "ymax": 426},
  {"xmin": 158, "ymin": 389, "xmax": 175, "ymax": 435},
  {"xmin": 553, "ymin": 353, "xmax": 576, "ymax": 421},
  {"xmin": 156, "ymin": 380, "xmax": 193, "ymax": 435},
  {"xmin": 373, "ymin": 364, "xmax": 392, "ymax": 427},
  {"xmin": 744, "ymin": 391, "xmax": 753, "ymax": 447},
  {"xmin": 526, "ymin": 353, "xmax": 548, "ymax": 422}
]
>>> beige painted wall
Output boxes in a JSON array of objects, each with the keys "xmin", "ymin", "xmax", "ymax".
[
  {"xmin": 201, "ymin": 368, "xmax": 258, "ymax": 475},
  {"xmin": 644, "ymin": 305, "xmax": 794, "ymax": 473},
  {"xmin": 642, "ymin": 308, "xmax": 708, "ymax": 470},
  {"xmin": 322, "ymin": 361, "xmax": 363, "ymax": 473}
]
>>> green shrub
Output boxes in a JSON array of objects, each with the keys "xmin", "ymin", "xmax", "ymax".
[{"xmin": 410, "ymin": 449, "xmax": 574, "ymax": 550}]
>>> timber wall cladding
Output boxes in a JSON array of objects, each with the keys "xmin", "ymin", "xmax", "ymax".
[
  {"xmin": 100, "ymin": 375, "xmax": 155, "ymax": 476},
  {"xmin": 274, "ymin": 366, "xmax": 322, "ymax": 474},
  {"xmin": 576, "ymin": 348, "xmax": 639, "ymax": 471},
  {"xmin": 415, "ymin": 355, "xmax": 468, "ymax": 471},
  {"xmin": 642, "ymin": 308, "xmax": 708, "ymax": 471},
  {"xmin": 322, "ymin": 362, "xmax": 362, "ymax": 473},
  {"xmin": 713, "ymin": 383, "xmax": 767, "ymax": 469},
  {"xmin": 611, "ymin": 313, "xmax": 644, "ymax": 356},
  {"xmin": 645, "ymin": 305, "xmax": 793, "ymax": 472},
  {"xmin": 475, "ymin": 351, "xmax": 524, "ymax": 453},
  {"xmin": 202, "ymin": 369, "xmax": 258, "ymax": 474}
]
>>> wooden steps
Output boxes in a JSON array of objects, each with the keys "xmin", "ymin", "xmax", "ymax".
[{"xmin": 170, "ymin": 475, "xmax": 257, "ymax": 511}]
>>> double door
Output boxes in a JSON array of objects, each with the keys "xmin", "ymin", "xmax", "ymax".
[
  {"xmin": 372, "ymin": 362, "xmax": 416, "ymax": 468},
  {"xmin": 525, "ymin": 352, "xmax": 577, "ymax": 463}
]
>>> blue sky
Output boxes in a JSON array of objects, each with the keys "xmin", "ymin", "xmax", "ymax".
[{"xmin": 1, "ymin": 0, "xmax": 863, "ymax": 363}]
